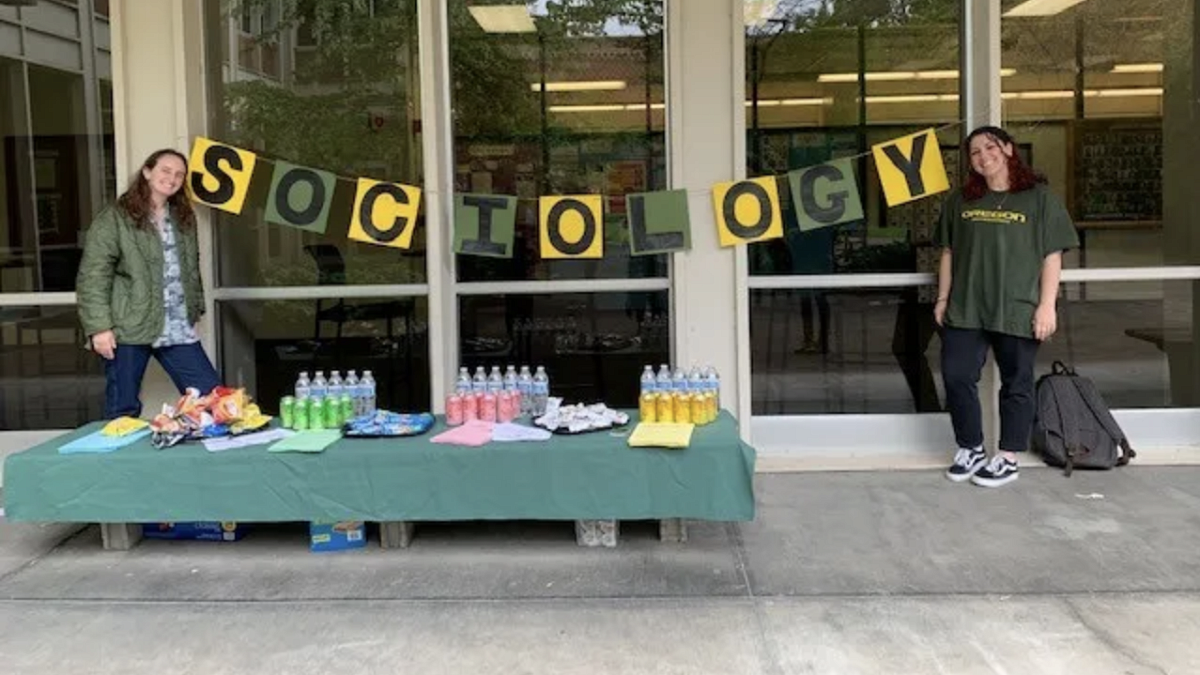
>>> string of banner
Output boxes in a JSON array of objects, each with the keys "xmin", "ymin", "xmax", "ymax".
[{"xmin": 186, "ymin": 123, "xmax": 958, "ymax": 261}]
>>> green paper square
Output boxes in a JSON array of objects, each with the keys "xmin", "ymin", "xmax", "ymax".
[
  {"xmin": 454, "ymin": 193, "xmax": 517, "ymax": 258},
  {"xmin": 788, "ymin": 158, "xmax": 864, "ymax": 232},
  {"xmin": 264, "ymin": 161, "xmax": 336, "ymax": 234},
  {"xmin": 627, "ymin": 189, "xmax": 691, "ymax": 256}
]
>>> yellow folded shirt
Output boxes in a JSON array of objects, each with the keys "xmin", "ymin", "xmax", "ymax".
[
  {"xmin": 627, "ymin": 422, "xmax": 694, "ymax": 449},
  {"xmin": 101, "ymin": 416, "xmax": 149, "ymax": 437}
]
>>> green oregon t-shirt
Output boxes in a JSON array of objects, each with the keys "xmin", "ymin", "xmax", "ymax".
[{"xmin": 934, "ymin": 183, "xmax": 1079, "ymax": 338}]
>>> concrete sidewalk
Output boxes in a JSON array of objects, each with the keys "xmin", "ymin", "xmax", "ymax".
[{"xmin": 1, "ymin": 467, "xmax": 1199, "ymax": 674}]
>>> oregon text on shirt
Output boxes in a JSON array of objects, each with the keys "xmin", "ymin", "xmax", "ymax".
[{"xmin": 959, "ymin": 208, "xmax": 1029, "ymax": 224}]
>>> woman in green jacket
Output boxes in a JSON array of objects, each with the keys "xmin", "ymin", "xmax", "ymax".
[{"xmin": 76, "ymin": 149, "xmax": 221, "ymax": 419}]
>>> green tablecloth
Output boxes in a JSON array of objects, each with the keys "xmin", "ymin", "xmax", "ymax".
[{"xmin": 3, "ymin": 412, "xmax": 755, "ymax": 523}]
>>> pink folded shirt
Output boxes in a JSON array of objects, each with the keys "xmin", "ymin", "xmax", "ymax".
[{"xmin": 430, "ymin": 419, "xmax": 494, "ymax": 447}]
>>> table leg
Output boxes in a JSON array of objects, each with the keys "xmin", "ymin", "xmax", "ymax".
[
  {"xmin": 100, "ymin": 523, "xmax": 143, "ymax": 551},
  {"xmin": 379, "ymin": 521, "xmax": 414, "ymax": 549},
  {"xmin": 658, "ymin": 518, "xmax": 688, "ymax": 543},
  {"xmin": 575, "ymin": 519, "xmax": 619, "ymax": 548}
]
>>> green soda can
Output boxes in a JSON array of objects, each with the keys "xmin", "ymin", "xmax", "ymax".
[
  {"xmin": 293, "ymin": 398, "xmax": 309, "ymax": 431},
  {"xmin": 340, "ymin": 395, "xmax": 354, "ymax": 425},
  {"xmin": 322, "ymin": 396, "xmax": 339, "ymax": 429},
  {"xmin": 280, "ymin": 396, "xmax": 296, "ymax": 429},
  {"xmin": 307, "ymin": 397, "xmax": 322, "ymax": 429}
]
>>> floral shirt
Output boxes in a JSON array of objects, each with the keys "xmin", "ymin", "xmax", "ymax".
[{"xmin": 152, "ymin": 212, "xmax": 199, "ymax": 348}]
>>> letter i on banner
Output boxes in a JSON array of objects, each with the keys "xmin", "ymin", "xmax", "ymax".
[
  {"xmin": 712, "ymin": 176, "xmax": 783, "ymax": 247},
  {"xmin": 871, "ymin": 128, "xmax": 950, "ymax": 207},
  {"xmin": 454, "ymin": 194, "xmax": 517, "ymax": 258},
  {"xmin": 540, "ymin": 195, "xmax": 603, "ymax": 259},
  {"xmin": 348, "ymin": 178, "xmax": 422, "ymax": 249},
  {"xmin": 187, "ymin": 137, "xmax": 257, "ymax": 214}
]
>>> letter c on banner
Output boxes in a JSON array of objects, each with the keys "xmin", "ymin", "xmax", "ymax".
[
  {"xmin": 187, "ymin": 136, "xmax": 256, "ymax": 214},
  {"xmin": 712, "ymin": 176, "xmax": 783, "ymax": 247},
  {"xmin": 539, "ymin": 195, "xmax": 603, "ymax": 259},
  {"xmin": 347, "ymin": 178, "xmax": 422, "ymax": 249}
]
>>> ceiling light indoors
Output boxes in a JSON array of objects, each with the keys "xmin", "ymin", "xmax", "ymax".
[
  {"xmin": 530, "ymin": 80, "xmax": 628, "ymax": 92},
  {"xmin": 1003, "ymin": 0, "xmax": 1092, "ymax": 18},
  {"xmin": 818, "ymin": 68, "xmax": 1015, "ymax": 83},
  {"xmin": 468, "ymin": 5, "xmax": 537, "ymax": 33},
  {"xmin": 1111, "ymin": 63, "xmax": 1163, "ymax": 73}
]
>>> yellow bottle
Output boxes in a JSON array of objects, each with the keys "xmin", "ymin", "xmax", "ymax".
[
  {"xmin": 639, "ymin": 393, "xmax": 657, "ymax": 423},
  {"xmin": 707, "ymin": 392, "xmax": 718, "ymax": 422},
  {"xmin": 691, "ymin": 394, "xmax": 707, "ymax": 426},
  {"xmin": 674, "ymin": 393, "xmax": 692, "ymax": 424},
  {"xmin": 656, "ymin": 392, "xmax": 674, "ymax": 423}
]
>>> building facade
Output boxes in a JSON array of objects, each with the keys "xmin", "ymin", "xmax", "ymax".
[{"xmin": 2, "ymin": 0, "xmax": 1199, "ymax": 466}]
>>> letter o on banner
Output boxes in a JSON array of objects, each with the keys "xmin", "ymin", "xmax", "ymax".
[
  {"xmin": 712, "ymin": 176, "xmax": 783, "ymax": 247},
  {"xmin": 347, "ymin": 178, "xmax": 422, "ymax": 249},
  {"xmin": 539, "ymin": 195, "xmax": 603, "ymax": 259},
  {"xmin": 265, "ymin": 161, "xmax": 336, "ymax": 233},
  {"xmin": 186, "ymin": 137, "xmax": 257, "ymax": 214}
]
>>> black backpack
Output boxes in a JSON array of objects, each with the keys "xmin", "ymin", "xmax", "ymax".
[{"xmin": 1032, "ymin": 361, "xmax": 1135, "ymax": 476}]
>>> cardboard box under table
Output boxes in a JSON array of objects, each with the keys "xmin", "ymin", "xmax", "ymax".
[{"xmin": 2, "ymin": 412, "xmax": 756, "ymax": 550}]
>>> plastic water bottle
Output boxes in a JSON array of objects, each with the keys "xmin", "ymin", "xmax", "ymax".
[
  {"xmin": 295, "ymin": 372, "xmax": 311, "ymax": 400},
  {"xmin": 672, "ymin": 368, "xmax": 688, "ymax": 394},
  {"xmin": 361, "ymin": 370, "xmax": 377, "ymax": 414},
  {"xmin": 472, "ymin": 366, "xmax": 487, "ymax": 394},
  {"xmin": 518, "ymin": 365, "xmax": 534, "ymax": 415},
  {"xmin": 487, "ymin": 366, "xmax": 503, "ymax": 394},
  {"xmin": 640, "ymin": 365, "xmax": 656, "ymax": 395},
  {"xmin": 688, "ymin": 366, "xmax": 704, "ymax": 394},
  {"xmin": 311, "ymin": 371, "xmax": 328, "ymax": 399},
  {"xmin": 503, "ymin": 365, "xmax": 518, "ymax": 391},
  {"xmin": 532, "ymin": 366, "xmax": 549, "ymax": 416},
  {"xmin": 344, "ymin": 370, "xmax": 360, "ymax": 414},
  {"xmin": 456, "ymin": 367, "xmax": 473, "ymax": 396},
  {"xmin": 328, "ymin": 370, "xmax": 343, "ymax": 399},
  {"xmin": 656, "ymin": 364, "xmax": 672, "ymax": 393}
]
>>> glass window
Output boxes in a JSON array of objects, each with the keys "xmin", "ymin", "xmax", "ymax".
[
  {"xmin": 0, "ymin": 306, "xmax": 104, "ymax": 430},
  {"xmin": 745, "ymin": 0, "xmax": 961, "ymax": 277},
  {"xmin": 459, "ymin": 292, "xmax": 669, "ymax": 408},
  {"xmin": 448, "ymin": 0, "xmax": 668, "ymax": 283},
  {"xmin": 208, "ymin": 0, "xmax": 426, "ymax": 287},
  {"xmin": 218, "ymin": 298, "xmax": 431, "ymax": 414}
]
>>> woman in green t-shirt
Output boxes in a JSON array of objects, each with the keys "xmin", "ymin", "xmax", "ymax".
[{"xmin": 934, "ymin": 126, "xmax": 1079, "ymax": 488}]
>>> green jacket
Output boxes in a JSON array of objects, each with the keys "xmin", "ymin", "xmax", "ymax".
[{"xmin": 76, "ymin": 205, "xmax": 205, "ymax": 345}]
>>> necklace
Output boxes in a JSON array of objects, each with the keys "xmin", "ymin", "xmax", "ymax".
[{"xmin": 992, "ymin": 189, "xmax": 1011, "ymax": 211}]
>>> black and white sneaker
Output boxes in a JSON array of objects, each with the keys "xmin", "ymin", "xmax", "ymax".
[
  {"xmin": 971, "ymin": 454, "xmax": 1019, "ymax": 488},
  {"xmin": 946, "ymin": 447, "xmax": 987, "ymax": 482}
]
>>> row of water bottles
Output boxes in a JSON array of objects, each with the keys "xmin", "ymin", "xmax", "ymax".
[
  {"xmin": 294, "ymin": 369, "xmax": 376, "ymax": 417},
  {"xmin": 455, "ymin": 364, "xmax": 550, "ymax": 417},
  {"xmin": 640, "ymin": 364, "xmax": 720, "ymax": 400}
]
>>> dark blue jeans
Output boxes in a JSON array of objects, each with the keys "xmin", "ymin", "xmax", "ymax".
[
  {"xmin": 104, "ymin": 342, "xmax": 221, "ymax": 419},
  {"xmin": 941, "ymin": 327, "xmax": 1040, "ymax": 452}
]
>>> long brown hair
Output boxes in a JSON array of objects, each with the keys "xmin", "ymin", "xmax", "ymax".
[
  {"xmin": 116, "ymin": 149, "xmax": 197, "ymax": 231},
  {"xmin": 961, "ymin": 126, "xmax": 1046, "ymax": 201}
]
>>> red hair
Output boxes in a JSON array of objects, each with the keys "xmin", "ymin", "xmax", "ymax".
[{"xmin": 961, "ymin": 127, "xmax": 1046, "ymax": 202}]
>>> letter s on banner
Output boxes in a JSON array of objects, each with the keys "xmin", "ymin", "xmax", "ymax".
[
  {"xmin": 712, "ymin": 176, "xmax": 783, "ymax": 247},
  {"xmin": 347, "ymin": 178, "xmax": 422, "ymax": 249},
  {"xmin": 187, "ymin": 137, "xmax": 257, "ymax": 214}
]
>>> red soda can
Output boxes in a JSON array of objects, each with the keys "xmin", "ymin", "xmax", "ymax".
[
  {"xmin": 463, "ymin": 392, "xmax": 479, "ymax": 421},
  {"xmin": 480, "ymin": 392, "xmax": 497, "ymax": 422},
  {"xmin": 497, "ymin": 391, "xmax": 514, "ymax": 423},
  {"xmin": 446, "ymin": 394, "xmax": 464, "ymax": 426},
  {"xmin": 510, "ymin": 389, "xmax": 522, "ymax": 417}
]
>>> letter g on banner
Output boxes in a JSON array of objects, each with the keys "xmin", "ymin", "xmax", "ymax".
[
  {"xmin": 187, "ymin": 137, "xmax": 257, "ymax": 214},
  {"xmin": 712, "ymin": 176, "xmax": 783, "ymax": 247},
  {"xmin": 348, "ymin": 178, "xmax": 422, "ymax": 249}
]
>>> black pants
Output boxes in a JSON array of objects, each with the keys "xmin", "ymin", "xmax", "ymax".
[{"xmin": 941, "ymin": 327, "xmax": 1040, "ymax": 452}]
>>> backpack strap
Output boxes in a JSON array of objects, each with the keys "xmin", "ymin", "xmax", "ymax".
[
  {"xmin": 1045, "ymin": 378, "xmax": 1079, "ymax": 476},
  {"xmin": 1064, "ymin": 374, "xmax": 1136, "ymax": 466}
]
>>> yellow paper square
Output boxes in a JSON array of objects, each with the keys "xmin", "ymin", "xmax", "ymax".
[
  {"xmin": 348, "ymin": 178, "xmax": 422, "ymax": 250},
  {"xmin": 712, "ymin": 176, "xmax": 783, "ymax": 247},
  {"xmin": 186, "ymin": 137, "xmax": 257, "ymax": 214},
  {"xmin": 871, "ymin": 128, "xmax": 951, "ymax": 207},
  {"xmin": 627, "ymin": 422, "xmax": 695, "ymax": 449},
  {"xmin": 539, "ymin": 195, "xmax": 604, "ymax": 259}
]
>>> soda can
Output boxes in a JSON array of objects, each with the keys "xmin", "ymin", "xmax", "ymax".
[
  {"xmin": 307, "ymin": 397, "xmax": 322, "ymax": 429},
  {"xmin": 691, "ymin": 393, "xmax": 706, "ymax": 425},
  {"xmin": 446, "ymin": 394, "xmax": 464, "ymax": 426},
  {"xmin": 656, "ymin": 391, "xmax": 674, "ymax": 424},
  {"xmin": 323, "ymin": 397, "xmax": 340, "ymax": 429},
  {"xmin": 463, "ymin": 392, "xmax": 479, "ymax": 421},
  {"xmin": 340, "ymin": 395, "xmax": 354, "ymax": 425},
  {"xmin": 480, "ymin": 392, "xmax": 497, "ymax": 422},
  {"xmin": 639, "ymin": 393, "xmax": 657, "ymax": 423},
  {"xmin": 280, "ymin": 396, "xmax": 296, "ymax": 429},
  {"xmin": 496, "ymin": 391, "xmax": 512, "ymax": 423},
  {"xmin": 674, "ymin": 393, "xmax": 692, "ymax": 425},
  {"xmin": 293, "ymin": 398, "xmax": 309, "ymax": 431},
  {"xmin": 707, "ymin": 392, "xmax": 718, "ymax": 421}
]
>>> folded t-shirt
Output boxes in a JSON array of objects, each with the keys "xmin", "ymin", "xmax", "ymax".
[{"xmin": 430, "ymin": 420, "xmax": 494, "ymax": 447}]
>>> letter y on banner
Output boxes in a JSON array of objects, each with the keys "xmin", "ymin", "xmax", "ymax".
[
  {"xmin": 871, "ymin": 128, "xmax": 950, "ymax": 207},
  {"xmin": 187, "ymin": 137, "xmax": 257, "ymax": 214}
]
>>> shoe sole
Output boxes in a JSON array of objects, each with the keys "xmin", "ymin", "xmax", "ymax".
[
  {"xmin": 945, "ymin": 461, "xmax": 986, "ymax": 483},
  {"xmin": 971, "ymin": 473, "xmax": 1018, "ymax": 488}
]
